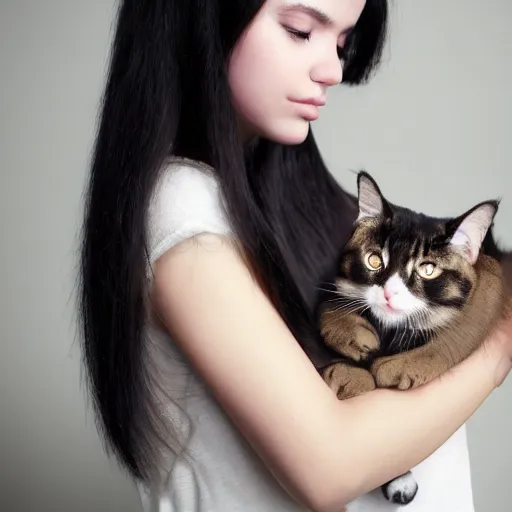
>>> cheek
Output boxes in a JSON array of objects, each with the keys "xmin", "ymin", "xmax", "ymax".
[
  {"xmin": 389, "ymin": 279, "xmax": 424, "ymax": 310},
  {"xmin": 347, "ymin": 257, "xmax": 375, "ymax": 284},
  {"xmin": 392, "ymin": 290, "xmax": 420, "ymax": 310},
  {"xmin": 227, "ymin": 25, "xmax": 309, "ymax": 144},
  {"xmin": 364, "ymin": 285, "xmax": 382, "ymax": 305},
  {"xmin": 339, "ymin": 252, "xmax": 358, "ymax": 278},
  {"xmin": 228, "ymin": 33, "xmax": 275, "ymax": 119},
  {"xmin": 423, "ymin": 274, "xmax": 473, "ymax": 307}
]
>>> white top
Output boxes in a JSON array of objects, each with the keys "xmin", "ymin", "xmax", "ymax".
[{"xmin": 138, "ymin": 157, "xmax": 475, "ymax": 511}]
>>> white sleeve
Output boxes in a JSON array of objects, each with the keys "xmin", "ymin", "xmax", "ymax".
[
  {"xmin": 347, "ymin": 425, "xmax": 474, "ymax": 512},
  {"xmin": 146, "ymin": 158, "xmax": 233, "ymax": 269}
]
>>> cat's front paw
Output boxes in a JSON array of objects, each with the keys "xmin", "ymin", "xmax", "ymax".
[
  {"xmin": 321, "ymin": 311, "xmax": 380, "ymax": 362},
  {"xmin": 342, "ymin": 323, "xmax": 380, "ymax": 362},
  {"xmin": 322, "ymin": 362, "xmax": 376, "ymax": 399},
  {"xmin": 371, "ymin": 352, "xmax": 440, "ymax": 390}
]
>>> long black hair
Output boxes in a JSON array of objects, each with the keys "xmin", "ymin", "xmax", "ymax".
[{"xmin": 78, "ymin": 0, "xmax": 388, "ymax": 484}]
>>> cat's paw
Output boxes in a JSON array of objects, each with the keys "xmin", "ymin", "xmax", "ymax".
[
  {"xmin": 371, "ymin": 352, "xmax": 439, "ymax": 390},
  {"xmin": 321, "ymin": 310, "xmax": 380, "ymax": 362},
  {"xmin": 322, "ymin": 362, "xmax": 376, "ymax": 399},
  {"xmin": 340, "ymin": 323, "xmax": 380, "ymax": 362},
  {"xmin": 382, "ymin": 471, "xmax": 418, "ymax": 505}
]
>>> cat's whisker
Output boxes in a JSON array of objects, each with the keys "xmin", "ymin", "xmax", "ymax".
[
  {"xmin": 402, "ymin": 318, "xmax": 411, "ymax": 351},
  {"xmin": 389, "ymin": 327, "xmax": 404, "ymax": 350},
  {"xmin": 336, "ymin": 298, "xmax": 365, "ymax": 306},
  {"xmin": 391, "ymin": 326, "xmax": 399, "ymax": 349},
  {"xmin": 405, "ymin": 324, "xmax": 411, "ymax": 346},
  {"xmin": 336, "ymin": 297, "xmax": 367, "ymax": 307},
  {"xmin": 405, "ymin": 309, "xmax": 429, "ymax": 348},
  {"xmin": 415, "ymin": 312, "xmax": 429, "ymax": 345},
  {"xmin": 416, "ymin": 311, "xmax": 425, "ymax": 332},
  {"xmin": 316, "ymin": 286, "xmax": 340, "ymax": 295},
  {"xmin": 413, "ymin": 307, "xmax": 431, "ymax": 332},
  {"xmin": 328, "ymin": 295, "xmax": 364, "ymax": 306},
  {"xmin": 407, "ymin": 317, "xmax": 418, "ymax": 351},
  {"xmin": 331, "ymin": 303, "xmax": 368, "ymax": 316},
  {"xmin": 408, "ymin": 310, "xmax": 418, "ymax": 329},
  {"xmin": 327, "ymin": 300, "xmax": 364, "ymax": 313},
  {"xmin": 331, "ymin": 297, "xmax": 357, "ymax": 306},
  {"xmin": 338, "ymin": 309, "xmax": 366, "ymax": 317},
  {"xmin": 360, "ymin": 305, "xmax": 371, "ymax": 315},
  {"xmin": 317, "ymin": 281, "xmax": 339, "ymax": 288},
  {"xmin": 400, "ymin": 328, "xmax": 409, "ymax": 351},
  {"xmin": 324, "ymin": 296, "xmax": 346, "ymax": 304}
]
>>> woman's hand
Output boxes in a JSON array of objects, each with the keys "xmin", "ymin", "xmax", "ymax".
[
  {"xmin": 482, "ymin": 256, "xmax": 512, "ymax": 387},
  {"xmin": 484, "ymin": 308, "xmax": 512, "ymax": 387}
]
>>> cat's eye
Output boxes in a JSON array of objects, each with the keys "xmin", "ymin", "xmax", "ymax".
[
  {"xmin": 417, "ymin": 262, "xmax": 442, "ymax": 280},
  {"xmin": 364, "ymin": 252, "xmax": 383, "ymax": 271}
]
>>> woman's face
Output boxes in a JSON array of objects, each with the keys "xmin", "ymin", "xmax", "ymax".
[{"xmin": 228, "ymin": 0, "xmax": 366, "ymax": 145}]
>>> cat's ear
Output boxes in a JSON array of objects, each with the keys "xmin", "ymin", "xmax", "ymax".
[
  {"xmin": 448, "ymin": 200, "xmax": 499, "ymax": 264},
  {"xmin": 356, "ymin": 171, "xmax": 392, "ymax": 221}
]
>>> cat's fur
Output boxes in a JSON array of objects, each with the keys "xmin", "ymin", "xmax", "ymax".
[{"xmin": 317, "ymin": 171, "xmax": 512, "ymax": 505}]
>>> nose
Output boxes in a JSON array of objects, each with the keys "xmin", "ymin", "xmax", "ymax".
[
  {"xmin": 384, "ymin": 287, "xmax": 397, "ymax": 302},
  {"xmin": 310, "ymin": 49, "xmax": 343, "ymax": 87}
]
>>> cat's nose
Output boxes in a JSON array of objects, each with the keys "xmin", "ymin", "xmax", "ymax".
[{"xmin": 384, "ymin": 287, "xmax": 397, "ymax": 302}]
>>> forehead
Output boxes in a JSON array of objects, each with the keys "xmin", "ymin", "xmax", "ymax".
[
  {"xmin": 387, "ymin": 211, "xmax": 446, "ymax": 245},
  {"xmin": 270, "ymin": 0, "xmax": 366, "ymax": 29},
  {"xmin": 349, "ymin": 212, "xmax": 448, "ymax": 255}
]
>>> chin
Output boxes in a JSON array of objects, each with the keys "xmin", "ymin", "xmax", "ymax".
[
  {"xmin": 371, "ymin": 306, "xmax": 408, "ymax": 328},
  {"xmin": 261, "ymin": 119, "xmax": 311, "ymax": 145}
]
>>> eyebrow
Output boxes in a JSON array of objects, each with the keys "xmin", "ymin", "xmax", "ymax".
[{"xmin": 279, "ymin": 3, "xmax": 355, "ymax": 35}]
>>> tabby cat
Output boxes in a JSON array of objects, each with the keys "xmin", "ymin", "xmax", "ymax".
[{"xmin": 317, "ymin": 171, "xmax": 511, "ymax": 505}]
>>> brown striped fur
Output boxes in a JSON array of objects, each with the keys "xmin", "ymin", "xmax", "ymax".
[
  {"xmin": 319, "ymin": 172, "xmax": 511, "ymax": 396},
  {"xmin": 317, "ymin": 171, "xmax": 512, "ymax": 505}
]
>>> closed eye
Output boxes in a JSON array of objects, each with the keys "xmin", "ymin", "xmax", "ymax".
[
  {"xmin": 284, "ymin": 26, "xmax": 311, "ymax": 41},
  {"xmin": 284, "ymin": 26, "xmax": 349, "ymax": 62}
]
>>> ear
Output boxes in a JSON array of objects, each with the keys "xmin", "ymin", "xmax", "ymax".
[
  {"xmin": 448, "ymin": 200, "xmax": 499, "ymax": 264},
  {"xmin": 356, "ymin": 171, "xmax": 392, "ymax": 221}
]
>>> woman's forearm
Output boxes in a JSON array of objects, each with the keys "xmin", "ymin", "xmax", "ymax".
[{"xmin": 310, "ymin": 340, "xmax": 502, "ymax": 511}]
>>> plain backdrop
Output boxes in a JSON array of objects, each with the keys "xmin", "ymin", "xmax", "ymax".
[{"xmin": 1, "ymin": 1, "xmax": 511, "ymax": 511}]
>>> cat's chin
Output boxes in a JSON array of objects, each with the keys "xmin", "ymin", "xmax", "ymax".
[
  {"xmin": 370, "ymin": 304, "xmax": 409, "ymax": 327},
  {"xmin": 382, "ymin": 303, "xmax": 401, "ymax": 315}
]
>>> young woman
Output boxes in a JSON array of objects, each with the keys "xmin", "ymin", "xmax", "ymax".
[{"xmin": 78, "ymin": 0, "xmax": 512, "ymax": 510}]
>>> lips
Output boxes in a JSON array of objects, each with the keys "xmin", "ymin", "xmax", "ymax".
[
  {"xmin": 290, "ymin": 98, "xmax": 325, "ymax": 121},
  {"xmin": 295, "ymin": 104, "xmax": 319, "ymax": 121},
  {"xmin": 292, "ymin": 97, "xmax": 326, "ymax": 107}
]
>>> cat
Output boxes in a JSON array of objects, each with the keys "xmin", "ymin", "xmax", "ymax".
[{"xmin": 317, "ymin": 171, "xmax": 512, "ymax": 505}]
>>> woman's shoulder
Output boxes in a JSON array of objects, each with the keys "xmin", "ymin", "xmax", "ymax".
[
  {"xmin": 153, "ymin": 155, "xmax": 219, "ymax": 198},
  {"xmin": 147, "ymin": 155, "xmax": 232, "ymax": 266}
]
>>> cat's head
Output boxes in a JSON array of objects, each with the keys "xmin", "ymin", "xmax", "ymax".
[{"xmin": 335, "ymin": 171, "xmax": 499, "ymax": 330}]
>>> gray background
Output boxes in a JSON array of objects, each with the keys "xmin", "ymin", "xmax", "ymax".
[{"xmin": 1, "ymin": 1, "xmax": 510, "ymax": 511}]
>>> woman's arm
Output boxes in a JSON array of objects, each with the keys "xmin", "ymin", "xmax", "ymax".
[{"xmin": 151, "ymin": 233, "xmax": 511, "ymax": 512}]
